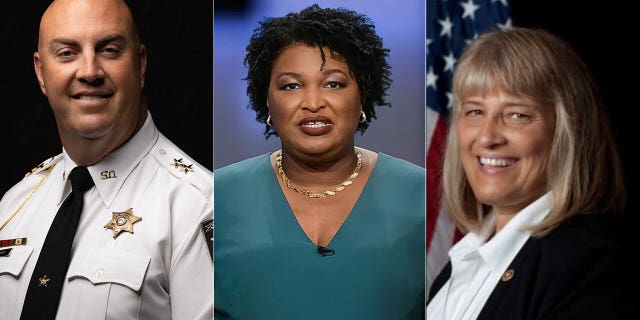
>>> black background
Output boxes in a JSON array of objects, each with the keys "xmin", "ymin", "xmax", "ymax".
[
  {"xmin": 511, "ymin": 1, "xmax": 638, "ymax": 230},
  {"xmin": 0, "ymin": 0, "xmax": 213, "ymax": 196}
]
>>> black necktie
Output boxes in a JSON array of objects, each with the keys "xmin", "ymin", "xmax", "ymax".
[{"xmin": 20, "ymin": 166, "xmax": 94, "ymax": 320}]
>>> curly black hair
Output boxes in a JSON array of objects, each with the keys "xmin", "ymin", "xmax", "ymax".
[{"xmin": 244, "ymin": 4, "xmax": 392, "ymax": 138}]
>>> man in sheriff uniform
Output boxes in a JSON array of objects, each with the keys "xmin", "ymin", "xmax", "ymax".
[{"xmin": 0, "ymin": 0, "xmax": 213, "ymax": 319}]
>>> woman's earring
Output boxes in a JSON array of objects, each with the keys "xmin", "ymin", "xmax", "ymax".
[
  {"xmin": 359, "ymin": 110, "xmax": 367, "ymax": 123},
  {"xmin": 266, "ymin": 114, "xmax": 273, "ymax": 127}
]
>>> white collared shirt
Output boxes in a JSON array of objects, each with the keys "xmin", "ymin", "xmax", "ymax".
[
  {"xmin": 0, "ymin": 112, "xmax": 213, "ymax": 320},
  {"xmin": 427, "ymin": 193, "xmax": 551, "ymax": 320}
]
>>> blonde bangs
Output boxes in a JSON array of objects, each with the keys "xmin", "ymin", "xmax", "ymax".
[
  {"xmin": 452, "ymin": 30, "xmax": 560, "ymax": 113},
  {"xmin": 453, "ymin": 56, "xmax": 510, "ymax": 109}
]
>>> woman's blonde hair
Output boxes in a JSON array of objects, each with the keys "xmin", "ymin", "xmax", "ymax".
[{"xmin": 443, "ymin": 27, "xmax": 625, "ymax": 235}]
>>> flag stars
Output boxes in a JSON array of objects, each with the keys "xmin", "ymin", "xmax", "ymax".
[
  {"xmin": 427, "ymin": 67, "xmax": 439, "ymax": 90},
  {"xmin": 498, "ymin": 18, "xmax": 512, "ymax": 30},
  {"xmin": 427, "ymin": 38, "xmax": 433, "ymax": 54},
  {"xmin": 439, "ymin": 16, "xmax": 453, "ymax": 38},
  {"xmin": 461, "ymin": 0, "xmax": 480, "ymax": 20},
  {"xmin": 446, "ymin": 92, "xmax": 454, "ymax": 109},
  {"xmin": 443, "ymin": 52, "xmax": 457, "ymax": 72},
  {"xmin": 465, "ymin": 33, "xmax": 479, "ymax": 45}
]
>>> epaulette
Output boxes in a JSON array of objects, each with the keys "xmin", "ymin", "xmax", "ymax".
[
  {"xmin": 25, "ymin": 154, "xmax": 62, "ymax": 177},
  {"xmin": 151, "ymin": 144, "xmax": 212, "ymax": 201}
]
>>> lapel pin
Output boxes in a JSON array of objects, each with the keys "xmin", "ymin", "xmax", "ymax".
[{"xmin": 501, "ymin": 268, "xmax": 515, "ymax": 282}]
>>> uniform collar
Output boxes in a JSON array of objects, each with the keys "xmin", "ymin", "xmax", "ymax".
[{"xmin": 59, "ymin": 111, "xmax": 159, "ymax": 207}]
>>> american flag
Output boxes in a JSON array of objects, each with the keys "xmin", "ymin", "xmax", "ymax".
[{"xmin": 426, "ymin": 0, "xmax": 511, "ymax": 293}]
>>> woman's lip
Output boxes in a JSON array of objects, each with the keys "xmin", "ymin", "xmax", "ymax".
[
  {"xmin": 298, "ymin": 116, "xmax": 333, "ymax": 126},
  {"xmin": 298, "ymin": 117, "xmax": 333, "ymax": 136}
]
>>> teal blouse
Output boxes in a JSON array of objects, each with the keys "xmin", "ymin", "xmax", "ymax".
[{"xmin": 214, "ymin": 153, "xmax": 425, "ymax": 320}]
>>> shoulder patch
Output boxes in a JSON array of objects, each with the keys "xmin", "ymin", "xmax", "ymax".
[
  {"xmin": 201, "ymin": 218, "xmax": 213, "ymax": 261},
  {"xmin": 26, "ymin": 155, "xmax": 62, "ymax": 176}
]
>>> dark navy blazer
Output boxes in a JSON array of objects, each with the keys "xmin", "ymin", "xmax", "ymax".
[{"xmin": 428, "ymin": 214, "xmax": 636, "ymax": 319}]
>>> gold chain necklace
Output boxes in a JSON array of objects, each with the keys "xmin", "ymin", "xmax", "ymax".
[{"xmin": 275, "ymin": 150, "xmax": 363, "ymax": 199}]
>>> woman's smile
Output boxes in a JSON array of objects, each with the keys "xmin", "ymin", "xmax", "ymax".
[{"xmin": 298, "ymin": 116, "xmax": 334, "ymax": 135}]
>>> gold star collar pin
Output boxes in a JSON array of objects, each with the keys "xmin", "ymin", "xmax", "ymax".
[
  {"xmin": 170, "ymin": 158, "xmax": 184, "ymax": 168},
  {"xmin": 170, "ymin": 158, "xmax": 194, "ymax": 174},
  {"xmin": 104, "ymin": 208, "xmax": 142, "ymax": 239}
]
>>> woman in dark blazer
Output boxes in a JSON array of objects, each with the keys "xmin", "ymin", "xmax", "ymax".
[{"xmin": 426, "ymin": 28, "xmax": 633, "ymax": 319}]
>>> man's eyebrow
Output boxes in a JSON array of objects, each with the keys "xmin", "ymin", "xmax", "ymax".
[
  {"xmin": 47, "ymin": 34, "xmax": 128, "ymax": 52},
  {"xmin": 48, "ymin": 38, "xmax": 78, "ymax": 52},
  {"xmin": 95, "ymin": 34, "xmax": 128, "ymax": 48}
]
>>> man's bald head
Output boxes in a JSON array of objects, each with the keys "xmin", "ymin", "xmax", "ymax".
[{"xmin": 38, "ymin": 0, "xmax": 140, "ymax": 50}]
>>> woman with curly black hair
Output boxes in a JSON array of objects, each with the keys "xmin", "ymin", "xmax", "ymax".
[{"xmin": 214, "ymin": 5, "xmax": 425, "ymax": 319}]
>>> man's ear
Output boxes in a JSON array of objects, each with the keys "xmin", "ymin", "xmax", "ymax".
[
  {"xmin": 138, "ymin": 45, "xmax": 147, "ymax": 90},
  {"xmin": 34, "ymin": 52, "xmax": 46, "ymax": 95}
]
